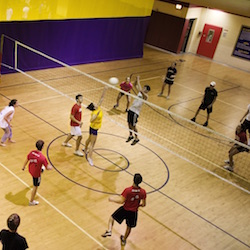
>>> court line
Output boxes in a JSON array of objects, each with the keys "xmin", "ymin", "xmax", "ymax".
[
  {"xmin": 1, "ymin": 94, "xmax": 249, "ymax": 247},
  {"xmin": 0, "ymin": 161, "xmax": 108, "ymax": 250}
]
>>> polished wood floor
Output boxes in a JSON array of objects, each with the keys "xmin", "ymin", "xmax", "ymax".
[{"xmin": 0, "ymin": 46, "xmax": 250, "ymax": 250}]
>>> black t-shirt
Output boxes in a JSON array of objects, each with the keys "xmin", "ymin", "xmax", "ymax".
[
  {"xmin": 0, "ymin": 230, "xmax": 28, "ymax": 250},
  {"xmin": 203, "ymin": 87, "xmax": 217, "ymax": 105},
  {"xmin": 166, "ymin": 67, "xmax": 177, "ymax": 81}
]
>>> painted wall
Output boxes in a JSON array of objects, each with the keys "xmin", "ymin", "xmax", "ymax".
[
  {"xmin": 186, "ymin": 7, "xmax": 250, "ymax": 71},
  {"xmin": 0, "ymin": 0, "xmax": 154, "ymax": 74}
]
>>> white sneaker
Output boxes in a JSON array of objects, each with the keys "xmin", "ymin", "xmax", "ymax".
[
  {"xmin": 88, "ymin": 157, "xmax": 94, "ymax": 166},
  {"xmin": 166, "ymin": 96, "xmax": 170, "ymax": 100},
  {"xmin": 74, "ymin": 150, "xmax": 84, "ymax": 157},
  {"xmin": 62, "ymin": 142, "xmax": 72, "ymax": 147},
  {"xmin": 157, "ymin": 93, "xmax": 163, "ymax": 97},
  {"xmin": 223, "ymin": 165, "xmax": 234, "ymax": 172},
  {"xmin": 224, "ymin": 160, "xmax": 234, "ymax": 165},
  {"xmin": 29, "ymin": 200, "xmax": 39, "ymax": 206},
  {"xmin": 0, "ymin": 142, "xmax": 6, "ymax": 147}
]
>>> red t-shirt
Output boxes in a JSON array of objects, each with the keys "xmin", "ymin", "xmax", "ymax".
[
  {"xmin": 122, "ymin": 186, "xmax": 146, "ymax": 212},
  {"xmin": 27, "ymin": 150, "xmax": 48, "ymax": 178},
  {"xmin": 70, "ymin": 103, "xmax": 82, "ymax": 126},
  {"xmin": 120, "ymin": 82, "xmax": 133, "ymax": 92},
  {"xmin": 236, "ymin": 131, "xmax": 247, "ymax": 143}
]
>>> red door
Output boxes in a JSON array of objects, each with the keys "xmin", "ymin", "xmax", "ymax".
[{"xmin": 197, "ymin": 24, "xmax": 222, "ymax": 59}]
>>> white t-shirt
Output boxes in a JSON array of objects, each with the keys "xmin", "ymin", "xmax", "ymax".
[
  {"xmin": 129, "ymin": 92, "xmax": 144, "ymax": 115},
  {"xmin": 0, "ymin": 106, "xmax": 15, "ymax": 128},
  {"xmin": 246, "ymin": 104, "xmax": 250, "ymax": 121}
]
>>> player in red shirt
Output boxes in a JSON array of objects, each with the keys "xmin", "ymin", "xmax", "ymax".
[
  {"xmin": 101, "ymin": 173, "xmax": 146, "ymax": 246},
  {"xmin": 113, "ymin": 76, "xmax": 133, "ymax": 112},
  {"xmin": 62, "ymin": 94, "xmax": 84, "ymax": 156},
  {"xmin": 224, "ymin": 124, "xmax": 249, "ymax": 172},
  {"xmin": 22, "ymin": 140, "xmax": 52, "ymax": 206}
]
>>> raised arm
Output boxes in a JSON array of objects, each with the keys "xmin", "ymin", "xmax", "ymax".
[{"xmin": 97, "ymin": 86, "xmax": 109, "ymax": 107}]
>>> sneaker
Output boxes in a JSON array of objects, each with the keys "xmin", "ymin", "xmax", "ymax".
[
  {"xmin": 224, "ymin": 165, "xmax": 234, "ymax": 172},
  {"xmin": 191, "ymin": 117, "xmax": 196, "ymax": 122},
  {"xmin": 126, "ymin": 136, "xmax": 134, "ymax": 143},
  {"xmin": 74, "ymin": 150, "xmax": 84, "ymax": 157},
  {"xmin": 113, "ymin": 104, "xmax": 118, "ymax": 109},
  {"xmin": 29, "ymin": 200, "xmax": 39, "ymax": 206},
  {"xmin": 120, "ymin": 235, "xmax": 126, "ymax": 246},
  {"xmin": 157, "ymin": 93, "xmax": 163, "ymax": 97},
  {"xmin": 8, "ymin": 139, "xmax": 16, "ymax": 143},
  {"xmin": 101, "ymin": 230, "xmax": 112, "ymax": 237},
  {"xmin": 62, "ymin": 142, "xmax": 72, "ymax": 147},
  {"xmin": 166, "ymin": 96, "xmax": 170, "ymax": 100},
  {"xmin": 0, "ymin": 142, "xmax": 6, "ymax": 147},
  {"xmin": 88, "ymin": 157, "xmax": 94, "ymax": 166},
  {"xmin": 131, "ymin": 138, "xmax": 140, "ymax": 146},
  {"xmin": 203, "ymin": 121, "xmax": 208, "ymax": 127},
  {"xmin": 224, "ymin": 160, "xmax": 234, "ymax": 165}
]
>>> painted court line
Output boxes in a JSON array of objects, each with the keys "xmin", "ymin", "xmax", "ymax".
[{"xmin": 0, "ymin": 162, "xmax": 108, "ymax": 250}]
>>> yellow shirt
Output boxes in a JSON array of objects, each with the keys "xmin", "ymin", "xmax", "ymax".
[{"xmin": 90, "ymin": 107, "xmax": 103, "ymax": 130}]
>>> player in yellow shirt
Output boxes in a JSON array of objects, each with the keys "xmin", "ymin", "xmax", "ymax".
[{"xmin": 84, "ymin": 87, "xmax": 108, "ymax": 166}]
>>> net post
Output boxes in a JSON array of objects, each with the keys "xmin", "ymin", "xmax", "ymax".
[
  {"xmin": 0, "ymin": 34, "xmax": 4, "ymax": 77},
  {"xmin": 14, "ymin": 40, "xmax": 18, "ymax": 70}
]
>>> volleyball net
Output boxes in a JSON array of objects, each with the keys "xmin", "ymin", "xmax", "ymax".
[{"xmin": 1, "ymin": 34, "xmax": 250, "ymax": 192}]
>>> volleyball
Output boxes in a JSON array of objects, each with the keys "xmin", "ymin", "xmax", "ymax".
[{"xmin": 109, "ymin": 77, "xmax": 119, "ymax": 85}]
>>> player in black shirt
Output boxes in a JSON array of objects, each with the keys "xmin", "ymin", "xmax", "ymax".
[{"xmin": 191, "ymin": 81, "xmax": 218, "ymax": 127}]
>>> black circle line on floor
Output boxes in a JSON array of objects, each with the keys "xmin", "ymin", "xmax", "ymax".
[{"xmin": 47, "ymin": 132, "xmax": 170, "ymax": 195}]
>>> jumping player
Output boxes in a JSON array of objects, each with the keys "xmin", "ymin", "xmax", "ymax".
[
  {"xmin": 191, "ymin": 81, "xmax": 217, "ymax": 127},
  {"xmin": 126, "ymin": 76, "xmax": 150, "ymax": 145},
  {"xmin": 240, "ymin": 103, "xmax": 250, "ymax": 145},
  {"xmin": 113, "ymin": 76, "xmax": 133, "ymax": 112},
  {"xmin": 62, "ymin": 94, "xmax": 84, "ymax": 157},
  {"xmin": 22, "ymin": 140, "xmax": 52, "ymax": 206},
  {"xmin": 101, "ymin": 173, "xmax": 146, "ymax": 246}
]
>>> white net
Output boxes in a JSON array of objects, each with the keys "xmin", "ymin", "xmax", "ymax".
[{"xmin": 1, "ymin": 34, "xmax": 250, "ymax": 192}]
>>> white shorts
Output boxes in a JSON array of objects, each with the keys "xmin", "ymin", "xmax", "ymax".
[{"xmin": 70, "ymin": 126, "xmax": 82, "ymax": 136}]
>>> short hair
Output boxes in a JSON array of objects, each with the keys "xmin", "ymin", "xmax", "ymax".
[
  {"xmin": 87, "ymin": 102, "xmax": 95, "ymax": 111},
  {"xmin": 134, "ymin": 173, "xmax": 143, "ymax": 186},
  {"xmin": 36, "ymin": 140, "xmax": 44, "ymax": 151},
  {"xmin": 7, "ymin": 214, "xmax": 20, "ymax": 231},
  {"xmin": 144, "ymin": 85, "xmax": 151, "ymax": 92},
  {"xmin": 9, "ymin": 99, "xmax": 17, "ymax": 107},
  {"xmin": 75, "ymin": 94, "xmax": 83, "ymax": 101}
]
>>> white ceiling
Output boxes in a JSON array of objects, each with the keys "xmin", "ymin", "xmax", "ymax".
[{"xmin": 179, "ymin": 0, "xmax": 250, "ymax": 18}]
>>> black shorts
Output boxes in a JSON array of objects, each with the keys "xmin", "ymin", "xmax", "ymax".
[
  {"xmin": 235, "ymin": 144, "xmax": 249, "ymax": 153},
  {"xmin": 199, "ymin": 103, "xmax": 213, "ymax": 114},
  {"xmin": 164, "ymin": 79, "xmax": 174, "ymax": 85},
  {"xmin": 33, "ymin": 177, "xmax": 41, "ymax": 187},
  {"xmin": 127, "ymin": 110, "xmax": 138, "ymax": 127},
  {"xmin": 112, "ymin": 206, "xmax": 138, "ymax": 228},
  {"xmin": 89, "ymin": 127, "xmax": 98, "ymax": 136},
  {"xmin": 242, "ymin": 119, "xmax": 250, "ymax": 133}
]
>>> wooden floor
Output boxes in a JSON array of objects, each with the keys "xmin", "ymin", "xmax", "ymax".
[{"xmin": 0, "ymin": 46, "xmax": 250, "ymax": 250}]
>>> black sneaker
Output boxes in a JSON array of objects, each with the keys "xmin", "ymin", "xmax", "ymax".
[
  {"xmin": 131, "ymin": 139, "xmax": 140, "ymax": 146},
  {"xmin": 126, "ymin": 136, "xmax": 134, "ymax": 142},
  {"xmin": 191, "ymin": 117, "xmax": 196, "ymax": 122},
  {"xmin": 101, "ymin": 230, "xmax": 112, "ymax": 237},
  {"xmin": 120, "ymin": 235, "xmax": 126, "ymax": 246},
  {"xmin": 203, "ymin": 121, "xmax": 208, "ymax": 127}
]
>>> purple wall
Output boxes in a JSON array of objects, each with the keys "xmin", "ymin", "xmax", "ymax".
[{"xmin": 0, "ymin": 17, "xmax": 150, "ymax": 74}]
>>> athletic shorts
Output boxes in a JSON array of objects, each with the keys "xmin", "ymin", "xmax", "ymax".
[
  {"xmin": 70, "ymin": 126, "xmax": 82, "ymax": 136},
  {"xmin": 235, "ymin": 144, "xmax": 249, "ymax": 153},
  {"xmin": 199, "ymin": 103, "xmax": 213, "ymax": 114},
  {"xmin": 242, "ymin": 119, "xmax": 250, "ymax": 133},
  {"xmin": 33, "ymin": 177, "xmax": 41, "ymax": 187},
  {"xmin": 164, "ymin": 79, "xmax": 174, "ymax": 85},
  {"xmin": 112, "ymin": 206, "xmax": 138, "ymax": 228},
  {"xmin": 127, "ymin": 110, "xmax": 138, "ymax": 127},
  {"xmin": 89, "ymin": 127, "xmax": 98, "ymax": 136}
]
